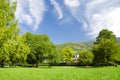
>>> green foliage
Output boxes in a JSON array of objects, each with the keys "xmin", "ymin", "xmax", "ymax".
[
  {"xmin": 62, "ymin": 46, "xmax": 74, "ymax": 63},
  {"xmin": 25, "ymin": 32, "xmax": 58, "ymax": 67},
  {"xmin": 78, "ymin": 50, "xmax": 94, "ymax": 66},
  {"xmin": 95, "ymin": 29, "xmax": 116, "ymax": 44},
  {"xmin": 109, "ymin": 43, "xmax": 120, "ymax": 64},
  {"xmin": 93, "ymin": 29, "xmax": 120, "ymax": 66},
  {"xmin": 26, "ymin": 53, "xmax": 36, "ymax": 67},
  {"xmin": 0, "ymin": 0, "xmax": 18, "ymax": 67},
  {"xmin": 0, "ymin": 35, "xmax": 30, "ymax": 66},
  {"xmin": 0, "ymin": 0, "xmax": 17, "ymax": 27},
  {"xmin": 0, "ymin": 0, "xmax": 30, "ymax": 67},
  {"xmin": 49, "ymin": 48, "xmax": 64, "ymax": 64}
]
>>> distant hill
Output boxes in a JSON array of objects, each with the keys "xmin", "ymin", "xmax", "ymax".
[
  {"xmin": 82, "ymin": 41, "xmax": 94, "ymax": 49},
  {"xmin": 57, "ymin": 41, "xmax": 94, "ymax": 52},
  {"xmin": 116, "ymin": 37, "xmax": 120, "ymax": 43},
  {"xmin": 57, "ymin": 37, "xmax": 120, "ymax": 52}
]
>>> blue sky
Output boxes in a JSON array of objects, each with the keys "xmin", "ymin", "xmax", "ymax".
[{"xmin": 13, "ymin": 0, "xmax": 120, "ymax": 44}]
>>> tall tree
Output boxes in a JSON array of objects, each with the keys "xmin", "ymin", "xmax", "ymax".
[
  {"xmin": 0, "ymin": 0, "xmax": 18, "ymax": 67},
  {"xmin": 93, "ymin": 29, "xmax": 119, "ymax": 66},
  {"xmin": 0, "ymin": 0, "xmax": 30, "ymax": 67},
  {"xmin": 95, "ymin": 29, "xmax": 116, "ymax": 44},
  {"xmin": 9, "ymin": 35, "xmax": 30, "ymax": 66}
]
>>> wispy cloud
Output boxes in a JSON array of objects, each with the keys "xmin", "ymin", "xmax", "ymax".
[
  {"xmin": 15, "ymin": 0, "xmax": 46, "ymax": 31},
  {"xmin": 50, "ymin": 0, "xmax": 63, "ymax": 20},
  {"xmin": 13, "ymin": 0, "xmax": 120, "ymax": 38},
  {"xmin": 85, "ymin": 0, "xmax": 120, "ymax": 37},
  {"xmin": 64, "ymin": 0, "xmax": 88, "ymax": 29},
  {"xmin": 64, "ymin": 0, "xmax": 120, "ymax": 38}
]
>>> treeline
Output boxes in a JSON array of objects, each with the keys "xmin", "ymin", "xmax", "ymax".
[{"xmin": 0, "ymin": 0, "xmax": 120, "ymax": 67}]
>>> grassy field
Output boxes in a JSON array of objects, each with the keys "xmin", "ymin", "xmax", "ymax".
[{"xmin": 0, "ymin": 66, "xmax": 120, "ymax": 80}]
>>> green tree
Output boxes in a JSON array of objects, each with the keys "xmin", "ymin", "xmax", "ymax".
[
  {"xmin": 0, "ymin": 0, "xmax": 18, "ymax": 67},
  {"xmin": 95, "ymin": 29, "xmax": 116, "ymax": 44},
  {"xmin": 78, "ymin": 50, "xmax": 94, "ymax": 66},
  {"xmin": 93, "ymin": 29, "xmax": 119, "ymax": 66},
  {"xmin": 62, "ymin": 46, "xmax": 74, "ymax": 64},
  {"xmin": 25, "ymin": 32, "xmax": 57, "ymax": 67},
  {"xmin": 0, "ymin": 0, "xmax": 30, "ymax": 67},
  {"xmin": 47, "ymin": 47, "xmax": 64, "ymax": 65},
  {"xmin": 11, "ymin": 36, "xmax": 30, "ymax": 66},
  {"xmin": 2, "ymin": 34, "xmax": 30, "ymax": 67},
  {"xmin": 109, "ymin": 43, "xmax": 120, "ymax": 65}
]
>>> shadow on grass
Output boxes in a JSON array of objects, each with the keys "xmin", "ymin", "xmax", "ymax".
[
  {"xmin": 0, "ymin": 65, "xmax": 119, "ymax": 69},
  {"xmin": 74, "ymin": 65, "xmax": 119, "ymax": 69}
]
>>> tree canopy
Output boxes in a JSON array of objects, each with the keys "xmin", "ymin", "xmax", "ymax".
[
  {"xmin": 0, "ymin": 0, "xmax": 30, "ymax": 67},
  {"xmin": 95, "ymin": 29, "xmax": 116, "ymax": 44},
  {"xmin": 93, "ymin": 29, "xmax": 120, "ymax": 66},
  {"xmin": 62, "ymin": 46, "xmax": 74, "ymax": 63},
  {"xmin": 25, "ymin": 32, "xmax": 59, "ymax": 67}
]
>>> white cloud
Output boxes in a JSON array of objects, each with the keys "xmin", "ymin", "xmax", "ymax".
[
  {"xmin": 22, "ymin": 14, "xmax": 33, "ymax": 25},
  {"xmin": 13, "ymin": 0, "xmax": 120, "ymax": 38},
  {"xmin": 50, "ymin": 0, "xmax": 63, "ymax": 19},
  {"xmin": 88, "ymin": 8, "xmax": 120, "ymax": 37},
  {"xmin": 64, "ymin": 0, "xmax": 80, "ymax": 7},
  {"xmin": 85, "ymin": 0, "xmax": 120, "ymax": 37},
  {"xmin": 15, "ymin": 0, "xmax": 46, "ymax": 31},
  {"xmin": 64, "ymin": 0, "xmax": 88, "ymax": 29},
  {"xmin": 64, "ymin": 0, "xmax": 120, "ymax": 38}
]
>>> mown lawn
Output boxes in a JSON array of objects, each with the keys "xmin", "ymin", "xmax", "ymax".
[{"xmin": 0, "ymin": 66, "xmax": 120, "ymax": 80}]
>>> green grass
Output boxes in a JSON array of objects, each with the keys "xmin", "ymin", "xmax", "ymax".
[{"xmin": 0, "ymin": 66, "xmax": 120, "ymax": 80}]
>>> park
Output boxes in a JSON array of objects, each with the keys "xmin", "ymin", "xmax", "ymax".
[{"xmin": 0, "ymin": 0, "xmax": 120, "ymax": 80}]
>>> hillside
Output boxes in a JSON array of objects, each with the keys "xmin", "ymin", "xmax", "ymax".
[
  {"xmin": 57, "ymin": 41, "xmax": 94, "ymax": 52},
  {"xmin": 116, "ymin": 37, "xmax": 120, "ymax": 43},
  {"xmin": 57, "ymin": 37, "xmax": 120, "ymax": 52}
]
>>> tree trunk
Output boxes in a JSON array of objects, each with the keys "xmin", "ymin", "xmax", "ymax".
[
  {"xmin": 36, "ymin": 61, "xmax": 39, "ymax": 67},
  {"xmin": 32, "ymin": 64, "xmax": 35, "ymax": 67}
]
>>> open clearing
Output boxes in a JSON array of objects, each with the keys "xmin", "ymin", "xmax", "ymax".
[{"xmin": 0, "ymin": 66, "xmax": 120, "ymax": 80}]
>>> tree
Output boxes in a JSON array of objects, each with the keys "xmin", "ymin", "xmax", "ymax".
[
  {"xmin": 78, "ymin": 50, "xmax": 94, "ymax": 66},
  {"xmin": 0, "ymin": 0, "xmax": 30, "ymax": 67},
  {"xmin": 0, "ymin": 0, "xmax": 18, "ymax": 67},
  {"xmin": 93, "ymin": 39, "xmax": 116, "ymax": 66},
  {"xmin": 93, "ymin": 29, "xmax": 119, "ymax": 66},
  {"xmin": 11, "ymin": 36, "xmax": 30, "ymax": 66},
  {"xmin": 109, "ymin": 43, "xmax": 120, "ymax": 65},
  {"xmin": 25, "ymin": 32, "xmax": 57, "ymax": 67},
  {"xmin": 47, "ymin": 47, "xmax": 64, "ymax": 65},
  {"xmin": 1, "ymin": 34, "xmax": 30, "ymax": 67},
  {"xmin": 95, "ymin": 29, "xmax": 116, "ymax": 44},
  {"xmin": 62, "ymin": 46, "xmax": 74, "ymax": 64}
]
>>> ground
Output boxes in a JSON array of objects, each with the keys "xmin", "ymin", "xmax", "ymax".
[{"xmin": 0, "ymin": 66, "xmax": 120, "ymax": 80}]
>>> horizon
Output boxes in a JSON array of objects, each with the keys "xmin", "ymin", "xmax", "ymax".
[{"xmin": 13, "ymin": 0, "xmax": 120, "ymax": 44}]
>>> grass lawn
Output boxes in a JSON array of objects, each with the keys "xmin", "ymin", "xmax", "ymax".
[{"xmin": 0, "ymin": 66, "xmax": 120, "ymax": 80}]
